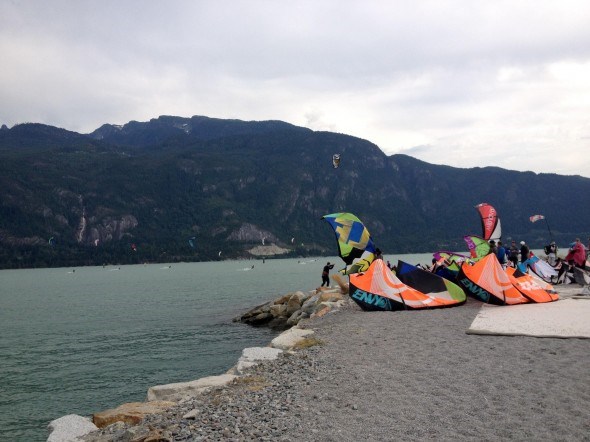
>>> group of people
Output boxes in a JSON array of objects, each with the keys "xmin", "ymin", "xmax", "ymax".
[{"xmin": 488, "ymin": 239, "xmax": 530, "ymax": 268}]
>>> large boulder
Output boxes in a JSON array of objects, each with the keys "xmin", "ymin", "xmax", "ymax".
[
  {"xmin": 270, "ymin": 326, "xmax": 315, "ymax": 350},
  {"xmin": 146, "ymin": 374, "xmax": 237, "ymax": 402},
  {"xmin": 92, "ymin": 401, "xmax": 175, "ymax": 428},
  {"xmin": 234, "ymin": 347, "xmax": 283, "ymax": 374},
  {"xmin": 47, "ymin": 414, "xmax": 98, "ymax": 442}
]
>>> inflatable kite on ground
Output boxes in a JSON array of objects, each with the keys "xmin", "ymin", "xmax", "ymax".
[
  {"xmin": 518, "ymin": 253, "xmax": 558, "ymax": 282},
  {"xmin": 431, "ymin": 251, "xmax": 470, "ymax": 281},
  {"xmin": 526, "ymin": 270, "xmax": 558, "ymax": 295},
  {"xmin": 505, "ymin": 267, "xmax": 559, "ymax": 303},
  {"xmin": 349, "ymin": 259, "xmax": 465, "ymax": 311},
  {"xmin": 458, "ymin": 254, "xmax": 529, "ymax": 305},
  {"xmin": 573, "ymin": 267, "xmax": 590, "ymax": 286},
  {"xmin": 322, "ymin": 212, "xmax": 376, "ymax": 275},
  {"xmin": 464, "ymin": 235, "xmax": 491, "ymax": 260},
  {"xmin": 396, "ymin": 260, "xmax": 466, "ymax": 304}
]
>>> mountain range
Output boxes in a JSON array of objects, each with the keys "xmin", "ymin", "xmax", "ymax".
[{"xmin": 1, "ymin": 115, "xmax": 588, "ymax": 269}]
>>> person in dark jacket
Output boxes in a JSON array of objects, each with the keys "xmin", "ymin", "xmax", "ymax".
[
  {"xmin": 496, "ymin": 240, "xmax": 507, "ymax": 266},
  {"xmin": 520, "ymin": 241, "xmax": 530, "ymax": 263},
  {"xmin": 508, "ymin": 240, "xmax": 519, "ymax": 267},
  {"xmin": 321, "ymin": 262, "xmax": 334, "ymax": 287}
]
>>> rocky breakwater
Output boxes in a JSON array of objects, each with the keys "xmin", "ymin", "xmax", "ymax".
[
  {"xmin": 47, "ymin": 282, "xmax": 350, "ymax": 441},
  {"xmin": 232, "ymin": 285, "xmax": 348, "ymax": 330}
]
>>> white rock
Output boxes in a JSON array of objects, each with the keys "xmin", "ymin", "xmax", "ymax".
[
  {"xmin": 147, "ymin": 374, "xmax": 237, "ymax": 402},
  {"xmin": 241, "ymin": 346, "xmax": 283, "ymax": 361},
  {"xmin": 182, "ymin": 409, "xmax": 200, "ymax": 419},
  {"xmin": 236, "ymin": 347, "xmax": 283, "ymax": 374},
  {"xmin": 47, "ymin": 414, "xmax": 98, "ymax": 442},
  {"xmin": 270, "ymin": 327, "xmax": 314, "ymax": 350}
]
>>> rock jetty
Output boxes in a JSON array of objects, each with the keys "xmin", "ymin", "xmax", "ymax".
[
  {"xmin": 233, "ymin": 285, "xmax": 347, "ymax": 329},
  {"xmin": 48, "ymin": 283, "xmax": 350, "ymax": 442}
]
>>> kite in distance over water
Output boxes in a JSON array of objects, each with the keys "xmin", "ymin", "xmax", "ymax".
[{"xmin": 332, "ymin": 154, "xmax": 341, "ymax": 169}]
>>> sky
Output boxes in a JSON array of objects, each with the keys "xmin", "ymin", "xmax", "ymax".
[{"xmin": 1, "ymin": 1, "xmax": 590, "ymax": 177}]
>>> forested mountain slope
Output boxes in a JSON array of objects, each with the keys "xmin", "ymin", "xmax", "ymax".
[{"xmin": 1, "ymin": 116, "xmax": 588, "ymax": 268}]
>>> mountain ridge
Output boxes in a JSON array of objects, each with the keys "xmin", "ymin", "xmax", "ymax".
[{"xmin": 0, "ymin": 115, "xmax": 588, "ymax": 269}]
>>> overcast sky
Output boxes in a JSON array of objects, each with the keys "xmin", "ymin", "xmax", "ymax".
[{"xmin": 2, "ymin": 1, "xmax": 589, "ymax": 177}]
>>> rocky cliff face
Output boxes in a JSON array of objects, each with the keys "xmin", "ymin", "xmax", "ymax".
[
  {"xmin": 83, "ymin": 215, "xmax": 139, "ymax": 246},
  {"xmin": 227, "ymin": 223, "xmax": 278, "ymax": 244}
]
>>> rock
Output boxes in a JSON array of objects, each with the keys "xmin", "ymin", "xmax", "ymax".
[
  {"xmin": 285, "ymin": 292, "xmax": 309, "ymax": 316},
  {"xmin": 301, "ymin": 294, "xmax": 320, "ymax": 314},
  {"xmin": 182, "ymin": 409, "xmax": 200, "ymax": 419},
  {"xmin": 286, "ymin": 310, "xmax": 310, "ymax": 326},
  {"xmin": 269, "ymin": 303, "xmax": 287, "ymax": 317},
  {"xmin": 235, "ymin": 346, "xmax": 283, "ymax": 374},
  {"xmin": 143, "ymin": 429, "xmax": 172, "ymax": 442},
  {"xmin": 146, "ymin": 374, "xmax": 237, "ymax": 402},
  {"xmin": 92, "ymin": 401, "xmax": 175, "ymax": 428},
  {"xmin": 290, "ymin": 291, "xmax": 309, "ymax": 303},
  {"xmin": 273, "ymin": 294, "xmax": 292, "ymax": 305},
  {"xmin": 47, "ymin": 414, "xmax": 98, "ymax": 442},
  {"xmin": 318, "ymin": 292, "xmax": 344, "ymax": 303},
  {"xmin": 312, "ymin": 305, "xmax": 332, "ymax": 318},
  {"xmin": 270, "ymin": 327, "xmax": 315, "ymax": 350}
]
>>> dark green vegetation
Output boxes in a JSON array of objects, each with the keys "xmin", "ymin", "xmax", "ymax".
[{"xmin": 1, "ymin": 116, "xmax": 589, "ymax": 269}]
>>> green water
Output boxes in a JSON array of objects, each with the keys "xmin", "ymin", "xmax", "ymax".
[{"xmin": 0, "ymin": 254, "xmax": 431, "ymax": 441}]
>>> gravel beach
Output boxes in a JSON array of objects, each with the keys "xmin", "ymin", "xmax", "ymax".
[{"xmin": 85, "ymin": 294, "xmax": 590, "ymax": 442}]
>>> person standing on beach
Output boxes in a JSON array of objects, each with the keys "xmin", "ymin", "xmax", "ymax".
[
  {"xmin": 321, "ymin": 262, "xmax": 334, "ymax": 287},
  {"xmin": 508, "ymin": 240, "xmax": 519, "ymax": 267},
  {"xmin": 545, "ymin": 241, "xmax": 558, "ymax": 266},
  {"xmin": 520, "ymin": 241, "xmax": 530, "ymax": 263},
  {"xmin": 565, "ymin": 238, "xmax": 586, "ymax": 268},
  {"xmin": 496, "ymin": 240, "xmax": 507, "ymax": 267},
  {"xmin": 488, "ymin": 240, "xmax": 497, "ymax": 256}
]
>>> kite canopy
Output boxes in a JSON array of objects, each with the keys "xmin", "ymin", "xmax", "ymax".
[
  {"xmin": 458, "ymin": 254, "xmax": 529, "ymax": 305},
  {"xmin": 332, "ymin": 153, "xmax": 341, "ymax": 169},
  {"xmin": 474, "ymin": 203, "xmax": 501, "ymax": 241},
  {"xmin": 518, "ymin": 253, "xmax": 558, "ymax": 282},
  {"xmin": 526, "ymin": 270, "xmax": 558, "ymax": 295},
  {"xmin": 506, "ymin": 267, "xmax": 558, "ymax": 303},
  {"xmin": 322, "ymin": 212, "xmax": 376, "ymax": 274},
  {"xmin": 396, "ymin": 260, "xmax": 466, "ymax": 304},
  {"xmin": 464, "ymin": 235, "xmax": 491, "ymax": 260},
  {"xmin": 349, "ymin": 260, "xmax": 464, "ymax": 311}
]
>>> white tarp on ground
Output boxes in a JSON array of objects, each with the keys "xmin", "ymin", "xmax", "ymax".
[{"xmin": 467, "ymin": 297, "xmax": 590, "ymax": 339}]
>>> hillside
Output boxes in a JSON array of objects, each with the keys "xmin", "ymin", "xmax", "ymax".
[{"xmin": 0, "ymin": 116, "xmax": 588, "ymax": 269}]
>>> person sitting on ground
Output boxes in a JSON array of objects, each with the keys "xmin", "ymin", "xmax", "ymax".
[{"xmin": 555, "ymin": 258, "xmax": 574, "ymax": 284}]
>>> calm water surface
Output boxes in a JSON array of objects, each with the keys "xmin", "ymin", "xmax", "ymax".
[{"xmin": 0, "ymin": 254, "xmax": 431, "ymax": 441}]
